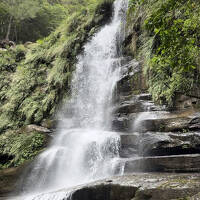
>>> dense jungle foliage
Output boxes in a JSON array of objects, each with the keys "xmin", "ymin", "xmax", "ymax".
[{"xmin": 127, "ymin": 0, "xmax": 200, "ymax": 104}]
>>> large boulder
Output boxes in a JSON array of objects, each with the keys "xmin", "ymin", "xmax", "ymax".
[{"xmin": 20, "ymin": 173, "xmax": 200, "ymax": 200}]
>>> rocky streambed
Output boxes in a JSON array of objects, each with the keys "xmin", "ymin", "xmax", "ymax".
[{"xmin": 6, "ymin": 173, "xmax": 200, "ymax": 200}]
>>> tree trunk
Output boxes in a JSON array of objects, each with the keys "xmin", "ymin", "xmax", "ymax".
[{"xmin": 5, "ymin": 16, "xmax": 13, "ymax": 41}]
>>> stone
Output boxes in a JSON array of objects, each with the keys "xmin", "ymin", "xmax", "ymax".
[
  {"xmin": 112, "ymin": 115, "xmax": 131, "ymax": 132},
  {"xmin": 138, "ymin": 132, "xmax": 200, "ymax": 156},
  {"xmin": 0, "ymin": 165, "xmax": 27, "ymax": 197},
  {"xmin": 124, "ymin": 154, "xmax": 200, "ymax": 173},
  {"xmin": 25, "ymin": 124, "xmax": 52, "ymax": 134},
  {"xmin": 117, "ymin": 60, "xmax": 147, "ymax": 97},
  {"xmin": 174, "ymin": 94, "xmax": 200, "ymax": 110},
  {"xmin": 189, "ymin": 117, "xmax": 200, "ymax": 130},
  {"xmin": 41, "ymin": 119, "xmax": 58, "ymax": 129},
  {"xmin": 114, "ymin": 101, "xmax": 144, "ymax": 115},
  {"xmin": 25, "ymin": 173, "xmax": 200, "ymax": 200},
  {"xmin": 140, "ymin": 117, "xmax": 192, "ymax": 132},
  {"xmin": 137, "ymin": 93, "xmax": 152, "ymax": 101},
  {"xmin": 119, "ymin": 133, "xmax": 139, "ymax": 158}
]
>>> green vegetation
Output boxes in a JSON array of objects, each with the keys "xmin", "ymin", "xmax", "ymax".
[
  {"xmin": 0, "ymin": 130, "xmax": 46, "ymax": 169},
  {"xmin": 127, "ymin": 0, "xmax": 200, "ymax": 105},
  {"xmin": 0, "ymin": 0, "xmax": 78, "ymax": 43},
  {"xmin": 0, "ymin": 0, "xmax": 114, "ymax": 168}
]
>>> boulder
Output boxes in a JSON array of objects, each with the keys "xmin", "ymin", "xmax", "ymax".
[
  {"xmin": 25, "ymin": 173, "xmax": 200, "ymax": 200},
  {"xmin": 138, "ymin": 132, "xmax": 200, "ymax": 156},
  {"xmin": 25, "ymin": 124, "xmax": 52, "ymax": 134},
  {"xmin": 124, "ymin": 154, "xmax": 200, "ymax": 173}
]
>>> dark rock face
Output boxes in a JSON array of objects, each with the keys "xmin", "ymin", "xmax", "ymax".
[
  {"xmin": 116, "ymin": 59, "xmax": 147, "ymax": 97},
  {"xmin": 120, "ymin": 133, "xmax": 139, "ymax": 158},
  {"xmin": 124, "ymin": 154, "xmax": 200, "ymax": 173},
  {"xmin": 0, "ymin": 166, "xmax": 26, "ymax": 197},
  {"xmin": 113, "ymin": 87, "xmax": 200, "ymax": 175},
  {"xmin": 140, "ymin": 117, "xmax": 194, "ymax": 132},
  {"xmin": 138, "ymin": 132, "xmax": 200, "ymax": 156}
]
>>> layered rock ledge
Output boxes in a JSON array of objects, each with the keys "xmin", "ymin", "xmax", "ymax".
[{"xmin": 12, "ymin": 173, "xmax": 200, "ymax": 200}]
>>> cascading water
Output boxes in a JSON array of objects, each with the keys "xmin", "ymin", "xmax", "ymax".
[{"xmin": 19, "ymin": 0, "xmax": 128, "ymax": 199}]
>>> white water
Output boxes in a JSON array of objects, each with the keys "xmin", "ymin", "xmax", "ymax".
[{"xmin": 18, "ymin": 0, "xmax": 128, "ymax": 199}]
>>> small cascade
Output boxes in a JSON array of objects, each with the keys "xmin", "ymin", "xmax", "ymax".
[{"xmin": 19, "ymin": 0, "xmax": 129, "ymax": 199}]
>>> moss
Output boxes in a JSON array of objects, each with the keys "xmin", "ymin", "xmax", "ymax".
[{"xmin": 0, "ymin": 130, "xmax": 46, "ymax": 169}]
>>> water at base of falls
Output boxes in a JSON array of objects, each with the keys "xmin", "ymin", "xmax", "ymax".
[{"xmin": 19, "ymin": 0, "xmax": 128, "ymax": 199}]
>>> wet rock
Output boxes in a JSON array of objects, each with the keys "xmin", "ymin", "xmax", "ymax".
[
  {"xmin": 120, "ymin": 133, "xmax": 139, "ymax": 148},
  {"xmin": 119, "ymin": 133, "xmax": 139, "ymax": 157},
  {"xmin": 114, "ymin": 101, "xmax": 144, "ymax": 115},
  {"xmin": 41, "ymin": 119, "xmax": 58, "ymax": 129},
  {"xmin": 117, "ymin": 60, "xmax": 147, "ymax": 96},
  {"xmin": 140, "ymin": 117, "xmax": 192, "ymax": 132},
  {"xmin": 124, "ymin": 154, "xmax": 200, "ymax": 173},
  {"xmin": 138, "ymin": 132, "xmax": 200, "ymax": 156},
  {"xmin": 112, "ymin": 115, "xmax": 131, "ymax": 132},
  {"xmin": 0, "ymin": 166, "xmax": 26, "ymax": 197},
  {"xmin": 137, "ymin": 94, "xmax": 152, "ymax": 101},
  {"xmin": 34, "ymin": 173, "xmax": 200, "ymax": 200},
  {"xmin": 189, "ymin": 117, "xmax": 200, "ymax": 130},
  {"xmin": 25, "ymin": 124, "xmax": 52, "ymax": 134}
]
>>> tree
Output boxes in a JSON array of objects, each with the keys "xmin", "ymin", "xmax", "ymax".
[{"xmin": 1, "ymin": 0, "xmax": 41, "ymax": 41}]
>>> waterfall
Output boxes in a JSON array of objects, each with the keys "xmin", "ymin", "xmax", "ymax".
[{"xmin": 20, "ymin": 0, "xmax": 128, "ymax": 199}]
